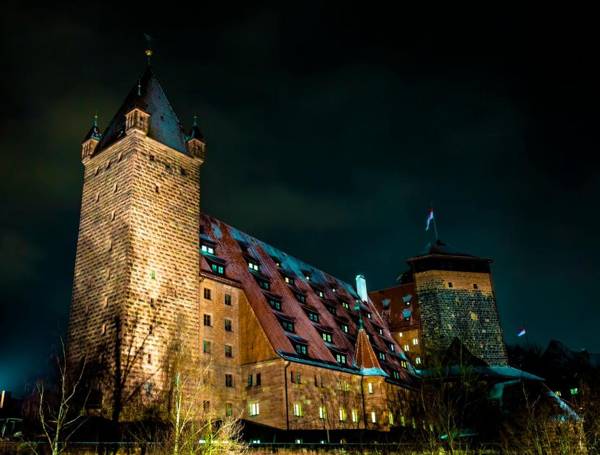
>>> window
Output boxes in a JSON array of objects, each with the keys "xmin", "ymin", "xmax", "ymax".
[
  {"xmin": 101, "ymin": 323, "xmax": 107, "ymax": 335},
  {"xmin": 295, "ymin": 343, "xmax": 308, "ymax": 356},
  {"xmin": 473, "ymin": 283, "xmax": 479, "ymax": 289},
  {"xmin": 371, "ymin": 411, "xmax": 377, "ymax": 423},
  {"xmin": 290, "ymin": 371, "xmax": 301, "ymax": 384},
  {"xmin": 307, "ymin": 311, "xmax": 319, "ymax": 323},
  {"xmin": 341, "ymin": 323, "xmax": 349, "ymax": 333},
  {"xmin": 224, "ymin": 294, "xmax": 232, "ymax": 306},
  {"xmin": 147, "ymin": 353, "xmax": 152, "ymax": 364},
  {"xmin": 281, "ymin": 320, "xmax": 295, "ymax": 332},
  {"xmin": 339, "ymin": 408, "xmax": 347, "ymax": 421},
  {"xmin": 249, "ymin": 402, "xmax": 260, "ymax": 416},
  {"xmin": 256, "ymin": 373, "xmax": 261, "ymax": 386},
  {"xmin": 284, "ymin": 276, "xmax": 294, "ymax": 285},
  {"xmin": 389, "ymin": 343, "xmax": 395, "ymax": 352},
  {"xmin": 570, "ymin": 387, "xmax": 579, "ymax": 396},
  {"xmin": 268, "ymin": 298, "xmax": 282, "ymax": 311},
  {"xmin": 247, "ymin": 375, "xmax": 253, "ymax": 387},
  {"xmin": 304, "ymin": 273, "xmax": 311, "ymax": 281},
  {"xmin": 201, "ymin": 244, "xmax": 215, "ymax": 255},
  {"xmin": 366, "ymin": 312, "xmax": 372, "ymax": 319},
  {"xmin": 203, "ymin": 340, "xmax": 212, "ymax": 354},
  {"xmin": 224, "ymin": 319, "xmax": 233, "ymax": 332},
  {"xmin": 319, "ymin": 406, "xmax": 326, "ymax": 420},
  {"xmin": 225, "ymin": 374, "xmax": 233, "ymax": 387},
  {"xmin": 392, "ymin": 370, "xmax": 400, "ymax": 380},
  {"xmin": 317, "ymin": 290, "xmax": 325, "ymax": 298},
  {"xmin": 351, "ymin": 409, "xmax": 359, "ymax": 423},
  {"xmin": 378, "ymin": 352, "xmax": 386, "ymax": 361},
  {"xmin": 336, "ymin": 353, "xmax": 347, "ymax": 364},
  {"xmin": 326, "ymin": 305, "xmax": 337, "ymax": 315},
  {"xmin": 225, "ymin": 345, "xmax": 233, "ymax": 358},
  {"xmin": 225, "ymin": 402, "xmax": 233, "ymax": 417},
  {"xmin": 210, "ymin": 263, "xmax": 225, "ymax": 275},
  {"xmin": 203, "ymin": 400, "xmax": 210, "ymax": 412},
  {"xmin": 378, "ymin": 328, "xmax": 384, "ymax": 335},
  {"xmin": 341, "ymin": 300, "xmax": 350, "ymax": 310},
  {"xmin": 403, "ymin": 344, "xmax": 410, "ymax": 351},
  {"xmin": 203, "ymin": 314, "xmax": 212, "ymax": 326},
  {"xmin": 401, "ymin": 360, "xmax": 408, "ymax": 368},
  {"xmin": 412, "ymin": 338, "xmax": 419, "ymax": 345},
  {"xmin": 367, "ymin": 382, "xmax": 374, "ymax": 394},
  {"xmin": 258, "ymin": 280, "xmax": 270, "ymax": 291},
  {"xmin": 295, "ymin": 293, "xmax": 306, "ymax": 303},
  {"xmin": 180, "ymin": 167, "xmax": 187, "ymax": 176},
  {"xmin": 154, "ymin": 183, "xmax": 160, "ymax": 193},
  {"xmin": 321, "ymin": 332, "xmax": 332, "ymax": 343},
  {"xmin": 204, "ymin": 288, "xmax": 212, "ymax": 300},
  {"xmin": 248, "ymin": 261, "xmax": 260, "ymax": 272},
  {"xmin": 448, "ymin": 282, "xmax": 453, "ymax": 288},
  {"xmin": 415, "ymin": 356, "xmax": 422, "ymax": 365},
  {"xmin": 388, "ymin": 412, "xmax": 394, "ymax": 425},
  {"xmin": 293, "ymin": 402, "xmax": 302, "ymax": 417}
]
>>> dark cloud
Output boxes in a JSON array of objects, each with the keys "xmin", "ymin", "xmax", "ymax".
[{"xmin": 1, "ymin": 2, "xmax": 599, "ymax": 393}]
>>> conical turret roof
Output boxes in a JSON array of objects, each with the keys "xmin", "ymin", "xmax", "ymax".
[{"xmin": 96, "ymin": 67, "xmax": 188, "ymax": 154}]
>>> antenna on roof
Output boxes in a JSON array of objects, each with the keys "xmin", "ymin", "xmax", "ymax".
[
  {"xmin": 144, "ymin": 33, "xmax": 154, "ymax": 66},
  {"xmin": 93, "ymin": 113, "xmax": 98, "ymax": 127}
]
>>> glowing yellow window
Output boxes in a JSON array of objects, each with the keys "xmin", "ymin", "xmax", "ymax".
[{"xmin": 339, "ymin": 408, "xmax": 347, "ymax": 421}]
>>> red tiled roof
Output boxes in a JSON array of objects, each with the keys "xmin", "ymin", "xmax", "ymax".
[{"xmin": 200, "ymin": 213, "xmax": 413, "ymax": 385}]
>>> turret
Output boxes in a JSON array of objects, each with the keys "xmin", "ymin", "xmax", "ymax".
[
  {"xmin": 186, "ymin": 115, "xmax": 206, "ymax": 162},
  {"xmin": 81, "ymin": 115, "xmax": 102, "ymax": 163}
]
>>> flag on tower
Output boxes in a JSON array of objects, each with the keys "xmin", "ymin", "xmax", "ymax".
[
  {"xmin": 425, "ymin": 209, "xmax": 435, "ymax": 231},
  {"xmin": 517, "ymin": 327, "xmax": 527, "ymax": 337}
]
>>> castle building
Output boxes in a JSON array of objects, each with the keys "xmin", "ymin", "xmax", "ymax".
[
  {"xmin": 66, "ymin": 66, "xmax": 416, "ymax": 434},
  {"xmin": 369, "ymin": 239, "xmax": 508, "ymax": 367}
]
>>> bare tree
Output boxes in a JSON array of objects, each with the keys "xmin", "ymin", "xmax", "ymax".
[{"xmin": 34, "ymin": 339, "xmax": 88, "ymax": 455}]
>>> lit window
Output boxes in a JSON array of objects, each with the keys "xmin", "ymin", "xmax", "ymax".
[
  {"xmin": 224, "ymin": 294, "xmax": 232, "ymax": 306},
  {"xmin": 210, "ymin": 263, "xmax": 225, "ymax": 275},
  {"xmin": 392, "ymin": 370, "xmax": 400, "ymax": 380},
  {"xmin": 412, "ymin": 338, "xmax": 419, "ymax": 346},
  {"xmin": 415, "ymin": 356, "xmax": 422, "ymax": 365},
  {"xmin": 398, "ymin": 332, "xmax": 403, "ymax": 338},
  {"xmin": 248, "ymin": 261, "xmax": 260, "ymax": 272},
  {"xmin": 284, "ymin": 276, "xmax": 294, "ymax": 285},
  {"xmin": 378, "ymin": 352, "xmax": 386, "ymax": 361},
  {"xmin": 293, "ymin": 402, "xmax": 303, "ymax": 417},
  {"xmin": 367, "ymin": 382, "xmax": 374, "ymax": 394},
  {"xmin": 341, "ymin": 301, "xmax": 350, "ymax": 310},
  {"xmin": 308, "ymin": 311, "xmax": 319, "ymax": 323},
  {"xmin": 339, "ymin": 408, "xmax": 347, "ymax": 421},
  {"xmin": 268, "ymin": 298, "xmax": 282, "ymax": 311},
  {"xmin": 295, "ymin": 343, "xmax": 308, "ymax": 356},
  {"xmin": 371, "ymin": 411, "xmax": 377, "ymax": 423},
  {"xmin": 258, "ymin": 280, "xmax": 270, "ymax": 290},
  {"xmin": 319, "ymin": 406, "xmax": 326, "ymax": 420},
  {"xmin": 351, "ymin": 409, "xmax": 359, "ymax": 423},
  {"xmin": 203, "ymin": 314, "xmax": 212, "ymax": 326},
  {"xmin": 101, "ymin": 323, "xmax": 107, "ymax": 335},
  {"xmin": 317, "ymin": 290, "xmax": 325, "ymax": 298},
  {"xmin": 388, "ymin": 412, "xmax": 394, "ymax": 425},
  {"xmin": 403, "ymin": 344, "xmax": 410, "ymax": 351},
  {"xmin": 281, "ymin": 320, "xmax": 294, "ymax": 333},
  {"xmin": 304, "ymin": 273, "xmax": 311, "ymax": 281},
  {"xmin": 249, "ymin": 402, "xmax": 260, "ymax": 416},
  {"xmin": 225, "ymin": 345, "xmax": 233, "ymax": 358},
  {"xmin": 225, "ymin": 374, "xmax": 233, "ymax": 387},
  {"xmin": 378, "ymin": 328, "xmax": 384, "ymax": 335},
  {"xmin": 201, "ymin": 244, "xmax": 215, "ymax": 255},
  {"xmin": 203, "ymin": 288, "xmax": 211, "ymax": 300},
  {"xmin": 401, "ymin": 360, "xmax": 408, "ymax": 368},
  {"xmin": 341, "ymin": 324, "xmax": 349, "ymax": 333},
  {"xmin": 389, "ymin": 343, "xmax": 395, "ymax": 352},
  {"xmin": 321, "ymin": 332, "xmax": 332, "ymax": 343},
  {"xmin": 336, "ymin": 353, "xmax": 347, "ymax": 364},
  {"xmin": 366, "ymin": 312, "xmax": 372, "ymax": 319},
  {"xmin": 224, "ymin": 319, "xmax": 233, "ymax": 332},
  {"xmin": 225, "ymin": 402, "xmax": 233, "ymax": 417},
  {"xmin": 570, "ymin": 387, "xmax": 579, "ymax": 396},
  {"xmin": 203, "ymin": 340, "xmax": 212, "ymax": 354}
]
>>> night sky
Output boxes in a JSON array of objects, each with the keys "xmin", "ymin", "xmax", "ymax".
[{"xmin": 1, "ymin": 3, "xmax": 599, "ymax": 394}]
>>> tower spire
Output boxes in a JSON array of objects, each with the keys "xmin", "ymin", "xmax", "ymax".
[{"xmin": 144, "ymin": 33, "xmax": 154, "ymax": 66}]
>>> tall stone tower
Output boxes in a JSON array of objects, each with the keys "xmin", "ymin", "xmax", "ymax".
[
  {"xmin": 67, "ymin": 67, "xmax": 205, "ymax": 419},
  {"xmin": 370, "ymin": 240, "xmax": 508, "ymax": 367}
]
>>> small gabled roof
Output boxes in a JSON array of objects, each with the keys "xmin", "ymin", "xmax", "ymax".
[
  {"xmin": 96, "ymin": 67, "xmax": 188, "ymax": 154},
  {"xmin": 354, "ymin": 328, "xmax": 386, "ymax": 376}
]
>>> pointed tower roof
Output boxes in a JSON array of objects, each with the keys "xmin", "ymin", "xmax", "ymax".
[
  {"xmin": 96, "ymin": 67, "xmax": 188, "ymax": 154},
  {"xmin": 354, "ymin": 328, "xmax": 387, "ymax": 376},
  {"xmin": 187, "ymin": 115, "xmax": 205, "ymax": 141},
  {"xmin": 82, "ymin": 115, "xmax": 102, "ymax": 143}
]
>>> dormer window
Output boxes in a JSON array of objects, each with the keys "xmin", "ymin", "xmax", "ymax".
[
  {"xmin": 268, "ymin": 297, "xmax": 282, "ymax": 311},
  {"xmin": 284, "ymin": 276, "xmax": 294, "ymax": 286},
  {"xmin": 321, "ymin": 332, "xmax": 333, "ymax": 343},
  {"xmin": 307, "ymin": 311, "xmax": 319, "ymax": 323},
  {"xmin": 248, "ymin": 260, "xmax": 260, "ymax": 272},
  {"xmin": 377, "ymin": 352, "xmax": 386, "ymax": 361},
  {"xmin": 280, "ymin": 318, "xmax": 295, "ymax": 333},
  {"xmin": 317, "ymin": 290, "xmax": 325, "ymax": 298},
  {"xmin": 340, "ymin": 300, "xmax": 350, "ymax": 310},
  {"xmin": 295, "ymin": 343, "xmax": 308, "ymax": 356},
  {"xmin": 303, "ymin": 271, "xmax": 311, "ymax": 281},
  {"xmin": 210, "ymin": 262, "xmax": 225, "ymax": 275},
  {"xmin": 341, "ymin": 323, "xmax": 349, "ymax": 333},
  {"xmin": 294, "ymin": 293, "xmax": 306, "ymax": 304},
  {"xmin": 366, "ymin": 312, "xmax": 372, "ymax": 319},
  {"xmin": 201, "ymin": 244, "xmax": 215, "ymax": 255},
  {"xmin": 271, "ymin": 256, "xmax": 281, "ymax": 268},
  {"xmin": 392, "ymin": 370, "xmax": 400, "ymax": 380},
  {"xmin": 389, "ymin": 343, "xmax": 395, "ymax": 352},
  {"xmin": 335, "ymin": 353, "xmax": 347, "ymax": 365},
  {"xmin": 325, "ymin": 305, "xmax": 337, "ymax": 316},
  {"xmin": 378, "ymin": 328, "xmax": 384, "ymax": 336}
]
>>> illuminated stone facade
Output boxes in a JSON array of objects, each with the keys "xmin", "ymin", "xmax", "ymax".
[
  {"xmin": 370, "ymin": 240, "xmax": 508, "ymax": 366},
  {"xmin": 66, "ymin": 67, "xmax": 415, "ymax": 431}
]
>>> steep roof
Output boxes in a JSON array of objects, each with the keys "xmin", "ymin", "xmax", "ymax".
[
  {"xmin": 96, "ymin": 67, "xmax": 188, "ymax": 154},
  {"xmin": 200, "ymin": 213, "xmax": 415, "ymax": 386}
]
